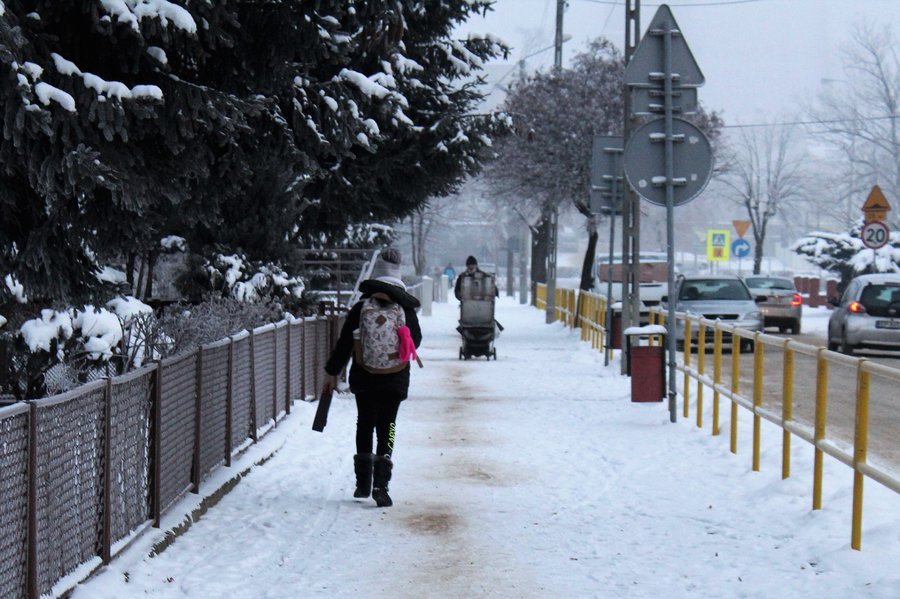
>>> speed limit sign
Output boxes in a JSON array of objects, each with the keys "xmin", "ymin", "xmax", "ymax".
[{"xmin": 861, "ymin": 220, "xmax": 890, "ymax": 249}]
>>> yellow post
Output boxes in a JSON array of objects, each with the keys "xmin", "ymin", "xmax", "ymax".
[
  {"xmin": 683, "ymin": 318, "xmax": 692, "ymax": 419},
  {"xmin": 713, "ymin": 326, "xmax": 723, "ymax": 436},
  {"xmin": 697, "ymin": 322, "xmax": 706, "ymax": 429},
  {"xmin": 730, "ymin": 330, "xmax": 741, "ymax": 454},
  {"xmin": 781, "ymin": 341, "xmax": 794, "ymax": 480},
  {"xmin": 851, "ymin": 364, "xmax": 870, "ymax": 551},
  {"xmin": 812, "ymin": 348, "xmax": 829, "ymax": 510},
  {"xmin": 752, "ymin": 333, "xmax": 763, "ymax": 471}
]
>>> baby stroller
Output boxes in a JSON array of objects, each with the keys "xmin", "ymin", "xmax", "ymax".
[{"xmin": 457, "ymin": 272, "xmax": 498, "ymax": 360}]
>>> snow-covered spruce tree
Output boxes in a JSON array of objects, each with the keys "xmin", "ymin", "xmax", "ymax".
[
  {"xmin": 0, "ymin": 2, "xmax": 269, "ymax": 303},
  {"xmin": 292, "ymin": 1, "xmax": 510, "ymax": 244},
  {"xmin": 0, "ymin": 1, "xmax": 508, "ymax": 306},
  {"xmin": 792, "ymin": 223, "xmax": 900, "ymax": 290}
]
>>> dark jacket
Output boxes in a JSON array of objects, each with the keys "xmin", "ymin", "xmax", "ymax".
[{"xmin": 324, "ymin": 280, "xmax": 422, "ymax": 399}]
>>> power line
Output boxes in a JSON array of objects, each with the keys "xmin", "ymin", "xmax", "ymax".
[
  {"xmin": 721, "ymin": 114, "xmax": 898, "ymax": 129},
  {"xmin": 577, "ymin": 0, "xmax": 769, "ymax": 7}
]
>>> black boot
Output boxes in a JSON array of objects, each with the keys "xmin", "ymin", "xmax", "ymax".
[
  {"xmin": 353, "ymin": 453, "xmax": 374, "ymax": 498},
  {"xmin": 372, "ymin": 455, "xmax": 393, "ymax": 507}
]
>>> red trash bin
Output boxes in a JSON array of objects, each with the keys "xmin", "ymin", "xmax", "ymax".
[{"xmin": 625, "ymin": 329, "xmax": 665, "ymax": 403}]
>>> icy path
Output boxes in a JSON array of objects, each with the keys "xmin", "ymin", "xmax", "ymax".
[{"xmin": 72, "ymin": 297, "xmax": 899, "ymax": 598}]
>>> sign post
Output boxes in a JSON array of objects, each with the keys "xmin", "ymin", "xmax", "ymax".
[
  {"xmin": 623, "ymin": 4, "xmax": 711, "ymax": 423},
  {"xmin": 591, "ymin": 135, "xmax": 624, "ymax": 367}
]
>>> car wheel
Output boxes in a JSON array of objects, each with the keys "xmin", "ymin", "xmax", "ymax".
[
  {"xmin": 790, "ymin": 320, "xmax": 801, "ymax": 335},
  {"xmin": 827, "ymin": 339, "xmax": 838, "ymax": 351},
  {"xmin": 840, "ymin": 334, "xmax": 855, "ymax": 356}
]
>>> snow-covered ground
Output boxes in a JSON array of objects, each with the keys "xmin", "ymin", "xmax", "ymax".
[{"xmin": 71, "ymin": 297, "xmax": 899, "ymax": 598}]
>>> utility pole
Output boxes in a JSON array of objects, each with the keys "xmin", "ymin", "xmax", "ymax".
[
  {"xmin": 621, "ymin": 0, "xmax": 641, "ymax": 374},
  {"xmin": 546, "ymin": 0, "xmax": 565, "ymax": 324}
]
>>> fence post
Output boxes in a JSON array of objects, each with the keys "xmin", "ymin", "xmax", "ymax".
[
  {"xmin": 271, "ymin": 326, "xmax": 278, "ymax": 425},
  {"xmin": 300, "ymin": 321, "xmax": 307, "ymax": 401},
  {"xmin": 813, "ymin": 348, "xmax": 829, "ymax": 510},
  {"xmin": 101, "ymin": 377, "xmax": 112, "ymax": 563},
  {"xmin": 225, "ymin": 339, "xmax": 234, "ymax": 467},
  {"xmin": 683, "ymin": 318, "xmax": 692, "ymax": 419},
  {"xmin": 152, "ymin": 362, "xmax": 162, "ymax": 527},
  {"xmin": 26, "ymin": 402, "xmax": 37, "ymax": 599},
  {"xmin": 781, "ymin": 340, "xmax": 794, "ymax": 480},
  {"xmin": 192, "ymin": 349, "xmax": 203, "ymax": 494},
  {"xmin": 752, "ymin": 333, "xmax": 763, "ymax": 472},
  {"xmin": 851, "ymin": 362, "xmax": 870, "ymax": 550},
  {"xmin": 285, "ymin": 324, "xmax": 292, "ymax": 416},
  {"xmin": 730, "ymin": 330, "xmax": 740, "ymax": 454},
  {"xmin": 249, "ymin": 332, "xmax": 258, "ymax": 443},
  {"xmin": 696, "ymin": 322, "xmax": 705, "ymax": 429},
  {"xmin": 713, "ymin": 326, "xmax": 722, "ymax": 436}
]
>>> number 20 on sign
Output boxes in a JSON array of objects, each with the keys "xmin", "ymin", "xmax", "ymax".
[{"xmin": 861, "ymin": 220, "xmax": 889, "ymax": 250}]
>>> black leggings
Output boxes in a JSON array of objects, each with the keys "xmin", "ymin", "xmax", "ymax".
[{"xmin": 355, "ymin": 394, "xmax": 402, "ymax": 457}]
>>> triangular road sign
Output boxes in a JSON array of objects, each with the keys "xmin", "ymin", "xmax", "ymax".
[
  {"xmin": 732, "ymin": 220, "xmax": 751, "ymax": 238},
  {"xmin": 862, "ymin": 185, "xmax": 892, "ymax": 222},
  {"xmin": 624, "ymin": 5, "xmax": 705, "ymax": 88}
]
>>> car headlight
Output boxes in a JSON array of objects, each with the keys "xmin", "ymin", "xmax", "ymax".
[{"xmin": 744, "ymin": 311, "xmax": 761, "ymax": 321}]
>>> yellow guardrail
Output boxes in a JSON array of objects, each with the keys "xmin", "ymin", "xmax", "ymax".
[
  {"xmin": 534, "ymin": 284, "xmax": 610, "ymax": 352},
  {"xmin": 648, "ymin": 306, "xmax": 900, "ymax": 551},
  {"xmin": 535, "ymin": 282, "xmax": 547, "ymax": 311}
]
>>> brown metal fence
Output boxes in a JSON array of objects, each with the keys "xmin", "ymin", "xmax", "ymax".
[{"xmin": 0, "ymin": 313, "xmax": 343, "ymax": 598}]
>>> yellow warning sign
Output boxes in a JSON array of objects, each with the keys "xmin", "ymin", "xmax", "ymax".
[
  {"xmin": 862, "ymin": 185, "xmax": 891, "ymax": 223},
  {"xmin": 732, "ymin": 220, "xmax": 751, "ymax": 238},
  {"xmin": 707, "ymin": 229, "xmax": 730, "ymax": 261}
]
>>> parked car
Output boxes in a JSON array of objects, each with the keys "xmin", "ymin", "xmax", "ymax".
[
  {"xmin": 744, "ymin": 276, "xmax": 802, "ymax": 334},
  {"xmin": 664, "ymin": 274, "xmax": 764, "ymax": 352},
  {"xmin": 827, "ymin": 273, "xmax": 900, "ymax": 355}
]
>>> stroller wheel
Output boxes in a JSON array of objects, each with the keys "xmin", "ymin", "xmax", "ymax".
[
  {"xmin": 492, "ymin": 349, "xmax": 497, "ymax": 360},
  {"xmin": 459, "ymin": 348, "xmax": 463, "ymax": 360}
]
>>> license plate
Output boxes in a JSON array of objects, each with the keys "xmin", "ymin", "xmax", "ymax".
[{"xmin": 875, "ymin": 320, "xmax": 900, "ymax": 329}]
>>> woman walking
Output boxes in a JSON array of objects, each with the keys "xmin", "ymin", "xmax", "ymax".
[{"xmin": 321, "ymin": 248, "xmax": 422, "ymax": 507}]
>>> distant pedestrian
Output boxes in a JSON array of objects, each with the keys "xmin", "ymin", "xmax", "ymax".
[
  {"xmin": 443, "ymin": 262, "xmax": 456, "ymax": 280},
  {"xmin": 321, "ymin": 248, "xmax": 422, "ymax": 507}
]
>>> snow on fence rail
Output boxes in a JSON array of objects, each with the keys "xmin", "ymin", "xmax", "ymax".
[{"xmin": 0, "ymin": 310, "xmax": 345, "ymax": 599}]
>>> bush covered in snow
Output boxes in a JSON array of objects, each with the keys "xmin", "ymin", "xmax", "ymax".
[{"xmin": 792, "ymin": 222, "xmax": 900, "ymax": 289}]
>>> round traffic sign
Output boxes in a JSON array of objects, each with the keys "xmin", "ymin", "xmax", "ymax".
[
  {"xmin": 731, "ymin": 238, "xmax": 751, "ymax": 258},
  {"xmin": 861, "ymin": 221, "xmax": 890, "ymax": 249},
  {"xmin": 623, "ymin": 117, "xmax": 713, "ymax": 207}
]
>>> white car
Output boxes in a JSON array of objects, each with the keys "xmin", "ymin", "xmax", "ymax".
[
  {"xmin": 827, "ymin": 273, "xmax": 900, "ymax": 355},
  {"xmin": 665, "ymin": 275, "xmax": 764, "ymax": 353}
]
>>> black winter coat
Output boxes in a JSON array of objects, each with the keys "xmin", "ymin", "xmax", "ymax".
[{"xmin": 324, "ymin": 280, "xmax": 422, "ymax": 399}]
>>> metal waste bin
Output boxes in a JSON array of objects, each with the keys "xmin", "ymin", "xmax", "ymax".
[
  {"xmin": 624, "ymin": 326, "xmax": 666, "ymax": 403},
  {"xmin": 609, "ymin": 307, "xmax": 622, "ymax": 349}
]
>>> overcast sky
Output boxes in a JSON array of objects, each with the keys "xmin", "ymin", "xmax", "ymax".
[{"xmin": 458, "ymin": 0, "xmax": 900, "ymax": 124}]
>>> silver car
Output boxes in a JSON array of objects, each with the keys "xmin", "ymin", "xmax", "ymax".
[
  {"xmin": 827, "ymin": 273, "xmax": 900, "ymax": 355},
  {"xmin": 744, "ymin": 276, "xmax": 802, "ymax": 334},
  {"xmin": 665, "ymin": 275, "xmax": 764, "ymax": 353}
]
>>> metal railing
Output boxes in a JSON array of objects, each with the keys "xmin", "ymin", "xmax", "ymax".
[
  {"xmin": 534, "ymin": 283, "xmax": 609, "ymax": 351},
  {"xmin": 535, "ymin": 285, "xmax": 899, "ymax": 550},
  {"xmin": 649, "ymin": 306, "xmax": 900, "ymax": 551},
  {"xmin": 0, "ymin": 312, "xmax": 344, "ymax": 598}
]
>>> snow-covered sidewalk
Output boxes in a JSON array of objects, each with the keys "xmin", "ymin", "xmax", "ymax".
[{"xmin": 72, "ymin": 297, "xmax": 899, "ymax": 598}]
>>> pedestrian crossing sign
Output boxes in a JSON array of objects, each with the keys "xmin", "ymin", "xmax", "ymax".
[{"xmin": 707, "ymin": 229, "xmax": 730, "ymax": 261}]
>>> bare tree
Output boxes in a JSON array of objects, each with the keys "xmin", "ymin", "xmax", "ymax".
[
  {"xmin": 807, "ymin": 23, "xmax": 900, "ymax": 228},
  {"xmin": 720, "ymin": 124, "xmax": 806, "ymax": 274}
]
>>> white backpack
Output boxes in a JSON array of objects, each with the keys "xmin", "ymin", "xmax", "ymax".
[{"xmin": 355, "ymin": 296, "xmax": 406, "ymax": 373}]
